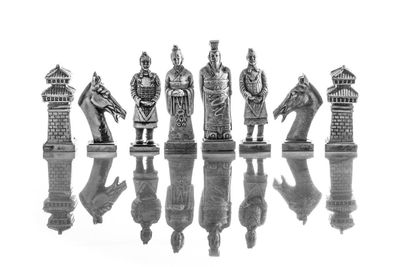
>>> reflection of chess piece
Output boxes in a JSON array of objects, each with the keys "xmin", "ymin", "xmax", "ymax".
[
  {"xmin": 199, "ymin": 152, "xmax": 235, "ymax": 256},
  {"xmin": 43, "ymin": 152, "xmax": 76, "ymax": 234},
  {"xmin": 131, "ymin": 153, "xmax": 161, "ymax": 244},
  {"xmin": 239, "ymin": 154, "xmax": 268, "ymax": 248},
  {"xmin": 79, "ymin": 152, "xmax": 127, "ymax": 224},
  {"xmin": 165, "ymin": 153, "xmax": 196, "ymax": 253},
  {"xmin": 273, "ymin": 153, "xmax": 321, "ymax": 224},
  {"xmin": 326, "ymin": 152, "xmax": 357, "ymax": 234}
]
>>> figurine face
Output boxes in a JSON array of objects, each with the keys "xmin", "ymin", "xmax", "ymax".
[
  {"xmin": 248, "ymin": 55, "xmax": 256, "ymax": 66},
  {"xmin": 140, "ymin": 59, "xmax": 151, "ymax": 70},
  {"xmin": 171, "ymin": 53, "xmax": 183, "ymax": 66},
  {"xmin": 209, "ymin": 51, "xmax": 221, "ymax": 65}
]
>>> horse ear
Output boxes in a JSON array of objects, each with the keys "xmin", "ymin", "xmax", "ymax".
[{"xmin": 298, "ymin": 74, "xmax": 309, "ymax": 86}]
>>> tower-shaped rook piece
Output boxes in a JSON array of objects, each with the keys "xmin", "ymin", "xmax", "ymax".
[
  {"xmin": 325, "ymin": 66, "xmax": 358, "ymax": 152},
  {"xmin": 42, "ymin": 65, "xmax": 75, "ymax": 152}
]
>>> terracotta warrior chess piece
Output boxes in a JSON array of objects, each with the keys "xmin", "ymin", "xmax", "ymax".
[
  {"xmin": 273, "ymin": 75, "xmax": 323, "ymax": 152},
  {"xmin": 164, "ymin": 45, "xmax": 196, "ymax": 154},
  {"xmin": 239, "ymin": 49, "xmax": 270, "ymax": 153},
  {"xmin": 79, "ymin": 72, "xmax": 127, "ymax": 153},
  {"xmin": 42, "ymin": 65, "xmax": 76, "ymax": 152},
  {"xmin": 200, "ymin": 40, "xmax": 235, "ymax": 152},
  {"xmin": 130, "ymin": 52, "xmax": 161, "ymax": 153},
  {"xmin": 325, "ymin": 66, "xmax": 358, "ymax": 152},
  {"xmin": 79, "ymin": 152, "xmax": 127, "ymax": 224}
]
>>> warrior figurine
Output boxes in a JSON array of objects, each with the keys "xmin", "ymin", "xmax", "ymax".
[
  {"xmin": 130, "ymin": 52, "xmax": 161, "ymax": 152},
  {"xmin": 164, "ymin": 45, "xmax": 196, "ymax": 153},
  {"xmin": 199, "ymin": 40, "xmax": 235, "ymax": 151},
  {"xmin": 238, "ymin": 49, "xmax": 270, "ymax": 153}
]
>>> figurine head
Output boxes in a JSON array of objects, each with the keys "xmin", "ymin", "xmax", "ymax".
[
  {"xmin": 140, "ymin": 226, "xmax": 152, "ymax": 244},
  {"xmin": 171, "ymin": 230, "xmax": 184, "ymax": 253},
  {"xmin": 246, "ymin": 48, "xmax": 257, "ymax": 66},
  {"xmin": 245, "ymin": 228, "xmax": 256, "ymax": 248},
  {"xmin": 208, "ymin": 40, "xmax": 221, "ymax": 65},
  {"xmin": 140, "ymin": 52, "xmax": 151, "ymax": 71},
  {"xmin": 171, "ymin": 45, "xmax": 183, "ymax": 66}
]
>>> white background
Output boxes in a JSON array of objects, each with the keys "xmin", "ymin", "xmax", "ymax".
[{"xmin": 1, "ymin": 0, "xmax": 399, "ymax": 266}]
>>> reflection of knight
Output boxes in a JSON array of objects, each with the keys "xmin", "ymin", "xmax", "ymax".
[
  {"xmin": 326, "ymin": 152, "xmax": 357, "ymax": 234},
  {"xmin": 239, "ymin": 49, "xmax": 268, "ymax": 141},
  {"xmin": 79, "ymin": 152, "xmax": 127, "ymax": 224},
  {"xmin": 273, "ymin": 153, "xmax": 321, "ymax": 224},
  {"xmin": 199, "ymin": 152, "xmax": 234, "ymax": 256},
  {"xmin": 131, "ymin": 154, "xmax": 161, "ymax": 244},
  {"xmin": 165, "ymin": 153, "xmax": 196, "ymax": 253},
  {"xmin": 239, "ymin": 157, "xmax": 267, "ymax": 248},
  {"xmin": 199, "ymin": 40, "xmax": 232, "ymax": 140},
  {"xmin": 43, "ymin": 152, "xmax": 76, "ymax": 234}
]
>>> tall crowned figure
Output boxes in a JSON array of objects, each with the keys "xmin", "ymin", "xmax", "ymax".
[
  {"xmin": 239, "ymin": 49, "xmax": 270, "ymax": 153},
  {"xmin": 200, "ymin": 40, "xmax": 235, "ymax": 152},
  {"xmin": 130, "ymin": 52, "xmax": 161, "ymax": 153},
  {"xmin": 164, "ymin": 45, "xmax": 196, "ymax": 153}
]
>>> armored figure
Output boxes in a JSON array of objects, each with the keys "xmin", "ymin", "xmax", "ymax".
[
  {"xmin": 130, "ymin": 52, "xmax": 161, "ymax": 148},
  {"xmin": 165, "ymin": 45, "xmax": 196, "ymax": 153},
  {"xmin": 239, "ymin": 49, "xmax": 268, "ymax": 141},
  {"xmin": 200, "ymin": 41, "xmax": 235, "ymax": 151}
]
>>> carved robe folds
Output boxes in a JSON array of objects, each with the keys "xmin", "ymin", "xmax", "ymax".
[{"xmin": 239, "ymin": 67, "xmax": 268, "ymax": 125}]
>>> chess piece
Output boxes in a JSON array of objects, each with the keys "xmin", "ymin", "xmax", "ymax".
[
  {"xmin": 43, "ymin": 152, "xmax": 76, "ymax": 234},
  {"xmin": 79, "ymin": 152, "xmax": 127, "ymax": 224},
  {"xmin": 199, "ymin": 152, "xmax": 235, "ymax": 256},
  {"xmin": 130, "ymin": 52, "xmax": 161, "ymax": 153},
  {"xmin": 239, "ymin": 49, "xmax": 271, "ymax": 153},
  {"xmin": 200, "ymin": 40, "xmax": 235, "ymax": 152},
  {"xmin": 326, "ymin": 152, "xmax": 357, "ymax": 234},
  {"xmin": 273, "ymin": 152, "xmax": 321, "ymax": 224},
  {"xmin": 238, "ymin": 152, "xmax": 268, "ymax": 249},
  {"xmin": 325, "ymin": 66, "xmax": 358, "ymax": 152},
  {"xmin": 131, "ymin": 152, "xmax": 161, "ymax": 245},
  {"xmin": 42, "ymin": 65, "xmax": 75, "ymax": 152},
  {"xmin": 164, "ymin": 45, "xmax": 197, "ymax": 154},
  {"xmin": 273, "ymin": 75, "xmax": 323, "ymax": 152},
  {"xmin": 165, "ymin": 153, "xmax": 196, "ymax": 253},
  {"xmin": 79, "ymin": 72, "xmax": 127, "ymax": 152}
]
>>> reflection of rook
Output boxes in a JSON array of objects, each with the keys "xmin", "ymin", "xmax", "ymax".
[
  {"xmin": 326, "ymin": 152, "xmax": 357, "ymax": 234},
  {"xmin": 131, "ymin": 153, "xmax": 161, "ymax": 244},
  {"xmin": 199, "ymin": 152, "xmax": 234, "ymax": 256},
  {"xmin": 273, "ymin": 153, "xmax": 321, "ymax": 224},
  {"xmin": 165, "ymin": 153, "xmax": 196, "ymax": 253},
  {"xmin": 43, "ymin": 152, "xmax": 76, "ymax": 234}
]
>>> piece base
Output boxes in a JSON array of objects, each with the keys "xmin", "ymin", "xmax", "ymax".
[
  {"xmin": 87, "ymin": 142, "xmax": 117, "ymax": 153},
  {"xmin": 282, "ymin": 151, "xmax": 314, "ymax": 159},
  {"xmin": 202, "ymin": 140, "xmax": 236, "ymax": 152},
  {"xmin": 130, "ymin": 143, "xmax": 160, "ymax": 154},
  {"xmin": 282, "ymin": 141, "xmax": 314, "ymax": 152},
  {"xmin": 239, "ymin": 140, "xmax": 271, "ymax": 154},
  {"xmin": 43, "ymin": 142, "xmax": 75, "ymax": 152},
  {"xmin": 239, "ymin": 151, "xmax": 271, "ymax": 159},
  {"xmin": 164, "ymin": 141, "xmax": 197, "ymax": 154},
  {"xmin": 325, "ymin": 143, "xmax": 358, "ymax": 152},
  {"xmin": 87, "ymin": 151, "xmax": 117, "ymax": 158}
]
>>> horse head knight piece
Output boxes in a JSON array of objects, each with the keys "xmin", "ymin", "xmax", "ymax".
[
  {"xmin": 273, "ymin": 74, "xmax": 322, "ymax": 150},
  {"xmin": 79, "ymin": 72, "xmax": 127, "ymax": 145}
]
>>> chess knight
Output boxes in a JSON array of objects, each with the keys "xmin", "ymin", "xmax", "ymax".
[
  {"xmin": 239, "ymin": 49, "xmax": 268, "ymax": 141},
  {"xmin": 131, "ymin": 52, "xmax": 161, "ymax": 145},
  {"xmin": 200, "ymin": 40, "xmax": 233, "ymax": 141}
]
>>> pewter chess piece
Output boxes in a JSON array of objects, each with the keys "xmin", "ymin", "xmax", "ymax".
[
  {"xmin": 238, "ymin": 152, "xmax": 269, "ymax": 249},
  {"xmin": 200, "ymin": 40, "xmax": 235, "ymax": 152},
  {"xmin": 43, "ymin": 152, "xmax": 76, "ymax": 234},
  {"xmin": 42, "ymin": 64, "xmax": 76, "ymax": 152},
  {"xmin": 79, "ymin": 72, "xmax": 127, "ymax": 153},
  {"xmin": 131, "ymin": 152, "xmax": 161, "ymax": 245},
  {"xmin": 239, "ymin": 49, "xmax": 270, "ymax": 153},
  {"xmin": 325, "ymin": 66, "xmax": 358, "ymax": 152},
  {"xmin": 199, "ymin": 152, "xmax": 235, "ymax": 256},
  {"xmin": 130, "ymin": 52, "xmax": 161, "ymax": 153},
  {"xmin": 273, "ymin": 152, "xmax": 321, "ymax": 224},
  {"xmin": 164, "ymin": 45, "xmax": 197, "ymax": 154},
  {"xmin": 79, "ymin": 152, "xmax": 127, "ymax": 224},
  {"xmin": 326, "ymin": 152, "xmax": 357, "ymax": 234},
  {"xmin": 165, "ymin": 153, "xmax": 196, "ymax": 253},
  {"xmin": 273, "ymin": 75, "xmax": 323, "ymax": 152}
]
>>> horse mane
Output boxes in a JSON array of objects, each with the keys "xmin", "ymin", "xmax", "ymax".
[
  {"xmin": 308, "ymin": 83, "xmax": 323, "ymax": 106},
  {"xmin": 78, "ymin": 82, "xmax": 92, "ymax": 106}
]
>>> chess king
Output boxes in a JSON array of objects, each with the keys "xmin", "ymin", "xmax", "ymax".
[
  {"xmin": 199, "ymin": 40, "xmax": 233, "ymax": 146},
  {"xmin": 239, "ymin": 49, "xmax": 268, "ymax": 141},
  {"xmin": 130, "ymin": 52, "xmax": 161, "ymax": 145}
]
